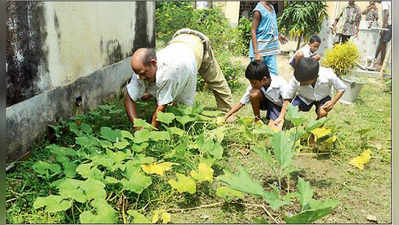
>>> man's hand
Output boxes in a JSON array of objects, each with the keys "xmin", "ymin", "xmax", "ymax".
[
  {"xmin": 321, "ymin": 100, "xmax": 335, "ymax": 112},
  {"xmin": 272, "ymin": 117, "xmax": 285, "ymax": 130},
  {"xmin": 254, "ymin": 53, "xmax": 262, "ymax": 61},
  {"xmin": 279, "ymin": 33, "xmax": 288, "ymax": 45}
]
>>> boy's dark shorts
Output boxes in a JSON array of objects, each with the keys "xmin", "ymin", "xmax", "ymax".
[
  {"xmin": 292, "ymin": 96, "xmax": 331, "ymax": 113},
  {"xmin": 259, "ymin": 93, "xmax": 282, "ymax": 121},
  {"xmin": 381, "ymin": 25, "xmax": 392, "ymax": 42}
]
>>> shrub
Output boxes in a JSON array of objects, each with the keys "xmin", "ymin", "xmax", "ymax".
[
  {"xmin": 321, "ymin": 41, "xmax": 360, "ymax": 77},
  {"xmin": 155, "ymin": 2, "xmax": 246, "ymax": 90}
]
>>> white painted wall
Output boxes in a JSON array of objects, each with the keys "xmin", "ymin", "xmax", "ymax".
[{"xmin": 39, "ymin": 2, "xmax": 154, "ymax": 89}]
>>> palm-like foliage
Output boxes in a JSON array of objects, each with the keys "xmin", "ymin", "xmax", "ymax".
[{"xmin": 278, "ymin": 1, "xmax": 328, "ymax": 50}]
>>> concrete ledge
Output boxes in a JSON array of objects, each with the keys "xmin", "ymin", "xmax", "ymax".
[{"xmin": 6, "ymin": 57, "xmax": 132, "ymax": 162}]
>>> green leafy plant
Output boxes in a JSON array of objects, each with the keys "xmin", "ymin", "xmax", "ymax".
[{"xmin": 278, "ymin": 1, "xmax": 328, "ymax": 50}]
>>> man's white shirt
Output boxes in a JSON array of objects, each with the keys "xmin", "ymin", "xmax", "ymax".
[
  {"xmin": 240, "ymin": 76, "xmax": 287, "ymax": 107},
  {"xmin": 126, "ymin": 43, "xmax": 198, "ymax": 106},
  {"xmin": 381, "ymin": 1, "xmax": 391, "ymax": 26},
  {"xmin": 283, "ymin": 67, "xmax": 347, "ymax": 105}
]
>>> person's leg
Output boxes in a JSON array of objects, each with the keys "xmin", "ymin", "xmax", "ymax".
[
  {"xmin": 263, "ymin": 55, "xmax": 278, "ymax": 76},
  {"xmin": 342, "ymin": 35, "xmax": 350, "ymax": 43},
  {"xmin": 199, "ymin": 47, "xmax": 233, "ymax": 112},
  {"xmin": 379, "ymin": 26, "xmax": 392, "ymax": 65},
  {"xmin": 249, "ymin": 89, "xmax": 266, "ymax": 121}
]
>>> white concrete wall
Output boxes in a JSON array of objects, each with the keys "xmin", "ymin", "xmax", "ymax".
[{"xmin": 40, "ymin": 2, "xmax": 154, "ymax": 89}]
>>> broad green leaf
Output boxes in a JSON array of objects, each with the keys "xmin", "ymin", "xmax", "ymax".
[
  {"xmin": 349, "ymin": 150, "xmax": 371, "ymax": 170},
  {"xmin": 99, "ymin": 140, "xmax": 113, "ymax": 149},
  {"xmin": 216, "ymin": 186, "xmax": 245, "ymax": 200},
  {"xmin": 90, "ymin": 154, "xmax": 114, "ymax": 169},
  {"xmin": 190, "ymin": 163, "xmax": 214, "ymax": 183},
  {"xmin": 120, "ymin": 130, "xmax": 134, "ymax": 140},
  {"xmin": 149, "ymin": 131, "xmax": 170, "ymax": 141},
  {"xmin": 80, "ymin": 123, "xmax": 93, "ymax": 134},
  {"xmin": 253, "ymin": 217, "xmax": 269, "ymax": 224},
  {"xmin": 79, "ymin": 199, "xmax": 118, "ymax": 223},
  {"xmin": 305, "ymin": 117, "xmax": 327, "ymax": 132},
  {"xmin": 104, "ymin": 176, "xmax": 119, "ymax": 184},
  {"xmin": 57, "ymin": 179, "xmax": 87, "ymax": 203},
  {"xmin": 272, "ymin": 131, "xmax": 295, "ymax": 169},
  {"xmin": 263, "ymin": 185, "xmax": 291, "ymax": 210},
  {"xmin": 76, "ymin": 136, "xmax": 99, "ymax": 148},
  {"xmin": 62, "ymin": 161, "xmax": 77, "ymax": 178},
  {"xmin": 134, "ymin": 129, "xmax": 151, "ymax": 143},
  {"xmin": 219, "ymin": 167, "xmax": 266, "ymax": 198},
  {"xmin": 80, "ymin": 178, "xmax": 106, "ymax": 200},
  {"xmin": 100, "ymin": 127, "xmax": 121, "ymax": 142},
  {"xmin": 200, "ymin": 157, "xmax": 216, "ymax": 167},
  {"xmin": 168, "ymin": 173, "xmax": 196, "ymax": 194},
  {"xmin": 253, "ymin": 123, "xmax": 275, "ymax": 136},
  {"xmin": 132, "ymin": 142, "xmax": 149, "ymax": 153},
  {"xmin": 297, "ymin": 177, "xmax": 313, "ymax": 210},
  {"xmin": 176, "ymin": 115, "xmax": 196, "ymax": 126},
  {"xmin": 285, "ymin": 200, "xmax": 339, "ymax": 224},
  {"xmin": 47, "ymin": 145, "xmax": 78, "ymax": 157},
  {"xmin": 113, "ymin": 140, "xmax": 130, "ymax": 149},
  {"xmin": 127, "ymin": 210, "xmax": 151, "ymax": 223},
  {"xmin": 157, "ymin": 111, "xmax": 175, "ymax": 125},
  {"xmin": 165, "ymin": 142, "xmax": 187, "ymax": 159},
  {"xmin": 200, "ymin": 110, "xmax": 223, "ymax": 117},
  {"xmin": 32, "ymin": 161, "xmax": 61, "ymax": 176},
  {"xmin": 208, "ymin": 127, "xmax": 225, "ymax": 143},
  {"xmin": 286, "ymin": 104, "xmax": 307, "ymax": 127},
  {"xmin": 69, "ymin": 122, "xmax": 83, "ymax": 136},
  {"xmin": 198, "ymin": 136, "xmax": 224, "ymax": 159},
  {"xmin": 134, "ymin": 118, "xmax": 157, "ymax": 130},
  {"xmin": 127, "ymin": 154, "xmax": 155, "ymax": 168},
  {"xmin": 167, "ymin": 127, "xmax": 185, "ymax": 136},
  {"xmin": 33, "ymin": 195, "xmax": 72, "ymax": 213},
  {"xmin": 76, "ymin": 163, "xmax": 104, "ymax": 181},
  {"xmin": 252, "ymin": 146, "xmax": 274, "ymax": 166},
  {"xmin": 141, "ymin": 162, "xmax": 177, "ymax": 177},
  {"xmin": 122, "ymin": 167, "xmax": 152, "ymax": 194}
]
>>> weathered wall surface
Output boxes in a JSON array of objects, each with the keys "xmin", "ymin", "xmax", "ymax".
[{"xmin": 7, "ymin": 1, "xmax": 155, "ymax": 162}]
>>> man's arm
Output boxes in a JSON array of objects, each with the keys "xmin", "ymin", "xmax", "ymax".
[
  {"xmin": 124, "ymin": 92, "xmax": 139, "ymax": 125},
  {"xmin": 151, "ymin": 105, "xmax": 167, "ymax": 128}
]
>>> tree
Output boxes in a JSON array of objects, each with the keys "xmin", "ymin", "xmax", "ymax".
[{"xmin": 277, "ymin": 1, "xmax": 328, "ymax": 50}]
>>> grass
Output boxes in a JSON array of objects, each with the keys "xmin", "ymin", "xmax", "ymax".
[{"xmin": 6, "ymin": 55, "xmax": 391, "ymax": 223}]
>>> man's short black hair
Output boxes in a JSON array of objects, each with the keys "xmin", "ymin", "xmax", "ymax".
[
  {"xmin": 309, "ymin": 35, "xmax": 321, "ymax": 44},
  {"xmin": 294, "ymin": 57, "xmax": 319, "ymax": 82},
  {"xmin": 143, "ymin": 48, "xmax": 157, "ymax": 65},
  {"xmin": 245, "ymin": 61, "xmax": 270, "ymax": 81}
]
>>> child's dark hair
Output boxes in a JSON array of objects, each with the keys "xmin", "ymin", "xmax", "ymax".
[
  {"xmin": 309, "ymin": 35, "xmax": 321, "ymax": 44},
  {"xmin": 294, "ymin": 57, "xmax": 319, "ymax": 82},
  {"xmin": 245, "ymin": 61, "xmax": 270, "ymax": 81}
]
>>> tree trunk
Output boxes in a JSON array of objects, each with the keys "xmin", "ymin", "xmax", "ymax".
[{"xmin": 296, "ymin": 34, "xmax": 302, "ymax": 51}]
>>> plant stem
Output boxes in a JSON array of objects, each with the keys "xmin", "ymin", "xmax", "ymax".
[
  {"xmin": 122, "ymin": 195, "xmax": 127, "ymax": 224},
  {"xmin": 243, "ymin": 203, "xmax": 279, "ymax": 224},
  {"xmin": 287, "ymin": 176, "xmax": 290, "ymax": 193},
  {"xmin": 167, "ymin": 202, "xmax": 223, "ymax": 213}
]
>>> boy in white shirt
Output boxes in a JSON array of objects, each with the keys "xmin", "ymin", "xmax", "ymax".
[
  {"xmin": 224, "ymin": 61, "xmax": 288, "ymax": 130},
  {"xmin": 283, "ymin": 55, "xmax": 347, "ymax": 119},
  {"xmin": 289, "ymin": 35, "xmax": 321, "ymax": 68}
]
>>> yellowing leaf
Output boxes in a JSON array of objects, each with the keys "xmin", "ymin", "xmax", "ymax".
[
  {"xmin": 168, "ymin": 173, "xmax": 196, "ymax": 194},
  {"xmin": 349, "ymin": 150, "xmax": 372, "ymax": 170},
  {"xmin": 151, "ymin": 210, "xmax": 171, "ymax": 224},
  {"xmin": 216, "ymin": 117, "xmax": 225, "ymax": 125},
  {"xmin": 311, "ymin": 127, "xmax": 331, "ymax": 141},
  {"xmin": 190, "ymin": 163, "xmax": 214, "ymax": 183},
  {"xmin": 141, "ymin": 162, "xmax": 177, "ymax": 177}
]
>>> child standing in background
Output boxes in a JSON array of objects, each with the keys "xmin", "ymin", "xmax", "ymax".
[
  {"xmin": 250, "ymin": 1, "xmax": 287, "ymax": 76},
  {"xmin": 289, "ymin": 35, "xmax": 322, "ymax": 68}
]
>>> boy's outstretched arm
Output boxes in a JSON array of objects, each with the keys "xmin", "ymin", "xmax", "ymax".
[
  {"xmin": 321, "ymin": 90, "xmax": 345, "ymax": 112},
  {"xmin": 224, "ymin": 103, "xmax": 244, "ymax": 121}
]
